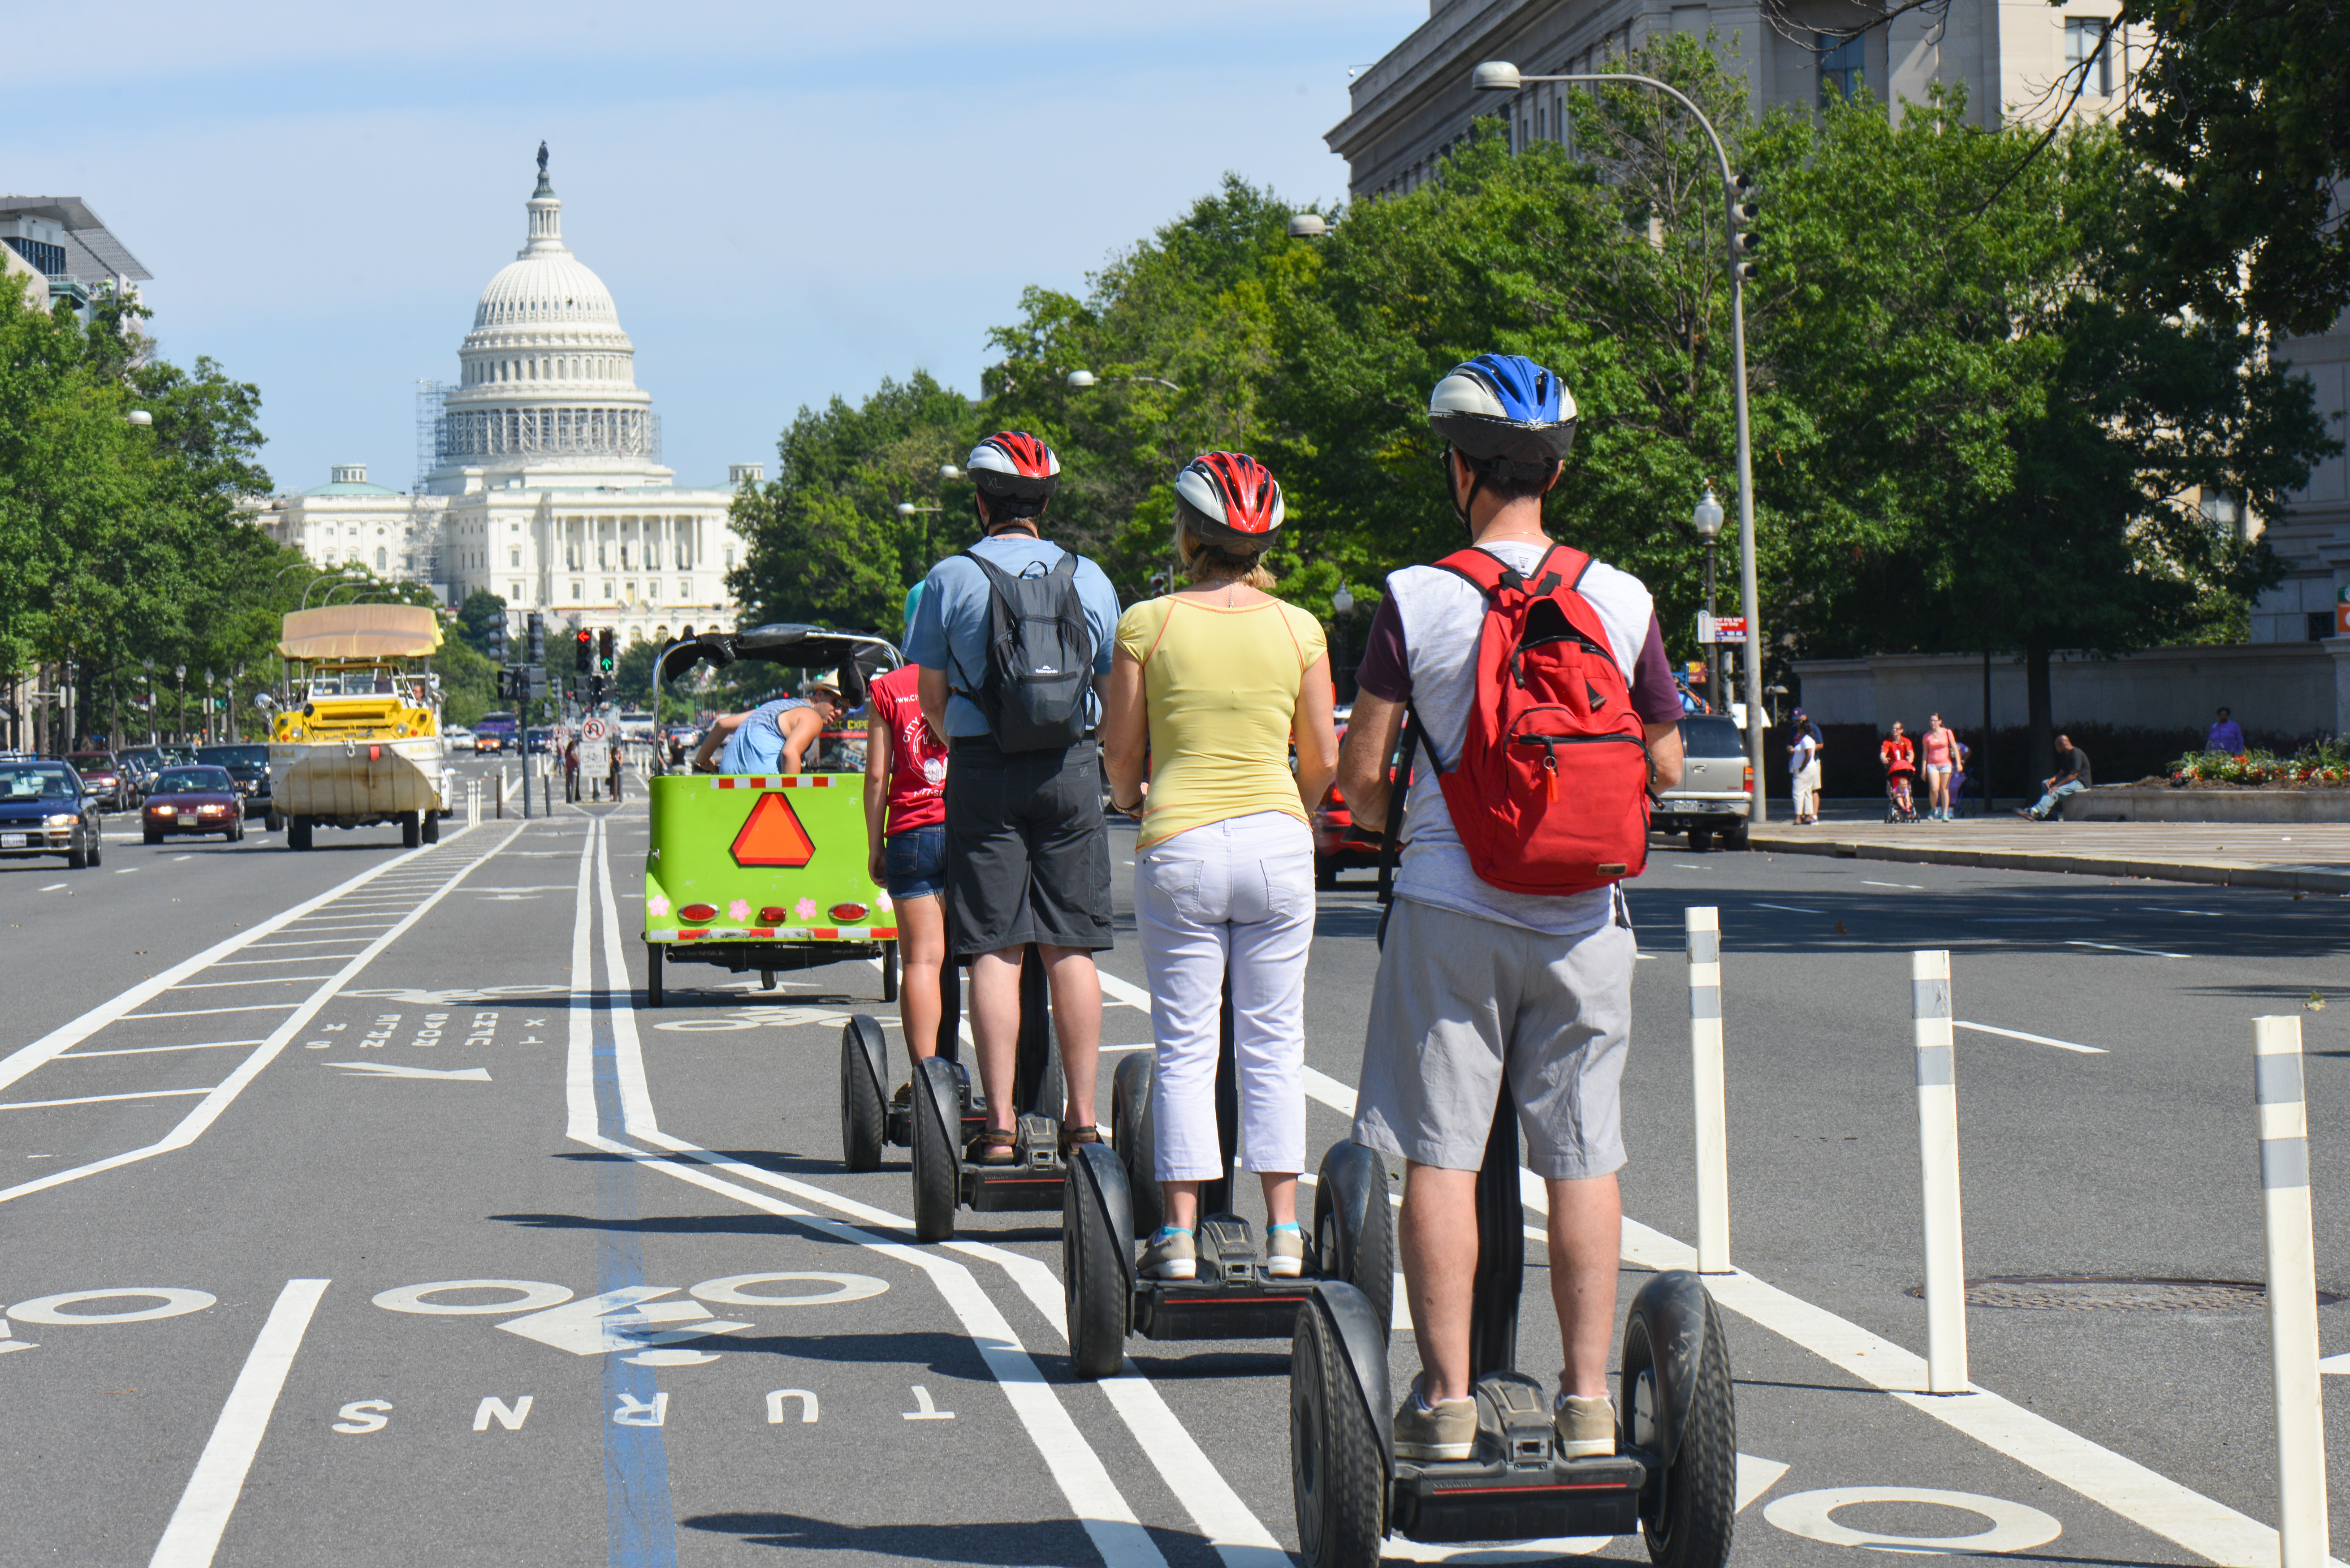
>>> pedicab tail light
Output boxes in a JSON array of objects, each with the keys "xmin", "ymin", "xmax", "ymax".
[
  {"xmin": 829, "ymin": 902, "xmax": 869, "ymax": 924},
  {"xmin": 678, "ymin": 903, "xmax": 718, "ymax": 922},
  {"xmin": 760, "ymin": 906, "xmax": 791, "ymax": 924}
]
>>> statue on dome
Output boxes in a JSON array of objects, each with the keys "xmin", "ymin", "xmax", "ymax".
[{"xmin": 537, "ymin": 140, "xmax": 549, "ymax": 175}]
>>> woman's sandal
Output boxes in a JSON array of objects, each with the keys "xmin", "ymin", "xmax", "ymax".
[
  {"xmin": 1058, "ymin": 1124, "xmax": 1102, "ymax": 1159},
  {"xmin": 968, "ymin": 1128, "xmax": 1017, "ymax": 1166}
]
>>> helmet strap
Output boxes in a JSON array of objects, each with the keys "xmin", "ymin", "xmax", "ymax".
[{"xmin": 1442, "ymin": 449, "xmax": 1483, "ymax": 533}]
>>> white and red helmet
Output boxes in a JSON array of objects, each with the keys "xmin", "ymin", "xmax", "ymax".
[
  {"xmin": 965, "ymin": 431, "xmax": 1062, "ymax": 503},
  {"xmin": 1172, "ymin": 452, "xmax": 1285, "ymax": 547}
]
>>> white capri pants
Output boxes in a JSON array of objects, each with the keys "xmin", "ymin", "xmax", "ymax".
[{"xmin": 1136, "ymin": 810, "xmax": 1316, "ymax": 1183}]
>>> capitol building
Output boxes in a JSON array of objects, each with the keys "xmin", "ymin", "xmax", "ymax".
[{"xmin": 254, "ymin": 152, "xmax": 756, "ymax": 648}]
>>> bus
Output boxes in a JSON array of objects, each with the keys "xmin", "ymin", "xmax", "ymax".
[{"xmin": 474, "ymin": 712, "xmax": 520, "ymax": 754}]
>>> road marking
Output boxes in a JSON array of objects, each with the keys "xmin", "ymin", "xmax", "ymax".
[
  {"xmin": 1765, "ymin": 1486, "xmax": 2061, "ymax": 1554},
  {"xmin": 173, "ymin": 856, "xmax": 193, "ymax": 862},
  {"xmin": 9, "ymin": 1288, "xmax": 216, "ymax": 1324},
  {"xmin": 1861, "ymin": 879, "xmax": 1924, "ymax": 889},
  {"xmin": 241, "ymin": 937, "xmax": 377, "ymax": 949},
  {"xmin": 1752, "ymin": 901, "xmax": 1825, "ymax": 914},
  {"xmin": 115, "ymin": 867, "xmax": 137, "ymax": 874},
  {"xmin": 903, "ymin": 1385, "xmax": 955, "ymax": 1420},
  {"xmin": 1976, "ymin": 916, "xmax": 2104, "ymax": 923},
  {"xmin": 0, "ymin": 1087, "xmax": 212, "ymax": 1111},
  {"xmin": 2143, "ymin": 906, "xmax": 2225, "ymax": 917},
  {"xmin": 326, "ymin": 1062, "xmax": 492, "ymax": 1081},
  {"xmin": 2067, "ymin": 939, "xmax": 2189, "ymax": 959},
  {"xmin": 209, "ymin": 954, "xmax": 365, "ymax": 967},
  {"xmin": 39, "ymin": 882, "xmax": 66, "ymax": 891},
  {"xmin": 147, "ymin": 1278, "xmax": 331, "ymax": 1568},
  {"xmin": 1955, "ymin": 1021, "xmax": 2107, "ymax": 1055},
  {"xmin": 125, "ymin": 1004, "xmax": 304, "ymax": 1019},
  {"xmin": 169, "ymin": 975, "xmax": 340, "ymax": 990},
  {"xmin": 65, "ymin": 1041, "xmax": 267, "ymax": 1058}
]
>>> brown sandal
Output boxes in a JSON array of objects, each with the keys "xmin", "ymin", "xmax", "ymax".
[
  {"xmin": 969, "ymin": 1129, "xmax": 1017, "ymax": 1166},
  {"xmin": 1059, "ymin": 1124, "xmax": 1102, "ymax": 1159}
]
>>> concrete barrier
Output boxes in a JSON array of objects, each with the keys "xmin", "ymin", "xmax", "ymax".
[
  {"xmin": 1912, "ymin": 950, "xmax": 1968, "ymax": 1395},
  {"xmin": 1686, "ymin": 907, "xmax": 1731, "ymax": 1274},
  {"xmin": 2060, "ymin": 787, "xmax": 2350, "ymax": 824},
  {"xmin": 2253, "ymin": 1014, "xmax": 2329, "ymax": 1567}
]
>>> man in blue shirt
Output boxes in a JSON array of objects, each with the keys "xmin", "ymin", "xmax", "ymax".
[
  {"xmin": 2207, "ymin": 706, "xmax": 2246, "ymax": 754},
  {"xmin": 907, "ymin": 432, "xmax": 1121, "ymax": 1164},
  {"xmin": 691, "ymin": 681, "xmax": 841, "ymax": 775}
]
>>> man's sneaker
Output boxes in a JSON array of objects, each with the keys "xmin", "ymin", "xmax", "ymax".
[
  {"xmin": 1555, "ymin": 1395, "xmax": 1617, "ymax": 1459},
  {"xmin": 1393, "ymin": 1383, "xmax": 1477, "ymax": 1462},
  {"xmin": 1140, "ymin": 1227, "xmax": 1197, "ymax": 1280},
  {"xmin": 890, "ymin": 1081, "xmax": 913, "ymax": 1108},
  {"xmin": 1265, "ymin": 1223, "xmax": 1305, "ymax": 1279}
]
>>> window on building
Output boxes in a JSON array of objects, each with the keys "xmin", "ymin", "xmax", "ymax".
[
  {"xmin": 678, "ymin": 579, "xmax": 690, "ymax": 599},
  {"xmin": 1818, "ymin": 31, "xmax": 1864, "ymax": 103},
  {"xmin": 2308, "ymin": 612, "xmax": 2334, "ymax": 642},
  {"xmin": 509, "ymin": 548, "xmax": 520, "ymax": 568},
  {"xmin": 598, "ymin": 544, "xmax": 609, "ymax": 568},
  {"xmin": 647, "ymin": 581, "xmax": 659, "ymax": 600},
  {"xmin": 571, "ymin": 580, "xmax": 584, "ymax": 599},
  {"xmin": 603, "ymin": 580, "xmax": 615, "ymax": 599},
  {"xmin": 377, "ymin": 547, "xmax": 388, "ymax": 568},
  {"xmin": 2065, "ymin": 17, "xmax": 2115, "ymax": 95},
  {"xmin": 511, "ymin": 582, "xmax": 522, "ymax": 599}
]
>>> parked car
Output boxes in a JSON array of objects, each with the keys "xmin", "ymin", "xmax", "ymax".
[
  {"xmin": 1309, "ymin": 709, "xmax": 1390, "ymax": 889},
  {"xmin": 195, "ymin": 743, "xmax": 273, "ymax": 819},
  {"xmin": 64, "ymin": 750, "xmax": 129, "ymax": 810},
  {"xmin": 141, "ymin": 764, "xmax": 247, "ymax": 844},
  {"xmin": 525, "ymin": 726, "xmax": 556, "ymax": 755},
  {"xmin": 1648, "ymin": 712, "xmax": 1754, "ymax": 851},
  {"xmin": 0, "ymin": 755, "xmax": 104, "ymax": 867},
  {"xmin": 442, "ymin": 726, "xmax": 475, "ymax": 756}
]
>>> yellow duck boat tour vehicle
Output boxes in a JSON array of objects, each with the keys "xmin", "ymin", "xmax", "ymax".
[
  {"xmin": 260, "ymin": 604, "xmax": 451, "ymax": 851},
  {"xmin": 643, "ymin": 624, "xmax": 903, "ymax": 1008}
]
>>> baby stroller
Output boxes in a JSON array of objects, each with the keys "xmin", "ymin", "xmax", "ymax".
[{"xmin": 1884, "ymin": 768, "xmax": 1920, "ymax": 823}]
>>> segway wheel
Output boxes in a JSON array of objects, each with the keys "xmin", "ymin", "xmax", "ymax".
[
  {"xmin": 1313, "ymin": 1141, "xmax": 1395, "ymax": 1340},
  {"xmin": 402, "ymin": 811, "xmax": 422, "ymax": 849},
  {"xmin": 1623, "ymin": 1279, "xmax": 1737, "ymax": 1568},
  {"xmin": 422, "ymin": 810, "xmax": 440, "ymax": 844},
  {"xmin": 910, "ymin": 1055, "xmax": 962, "ymax": 1243},
  {"xmin": 1063, "ymin": 1145, "xmax": 1132, "ymax": 1380},
  {"xmin": 1291, "ymin": 1300, "xmax": 1385, "ymax": 1568},
  {"xmin": 1110, "ymin": 1051, "xmax": 1163, "ymax": 1239},
  {"xmin": 881, "ymin": 941, "xmax": 900, "ymax": 1003},
  {"xmin": 645, "ymin": 944, "xmax": 665, "ymax": 1009},
  {"xmin": 839, "ymin": 1015, "xmax": 890, "ymax": 1173}
]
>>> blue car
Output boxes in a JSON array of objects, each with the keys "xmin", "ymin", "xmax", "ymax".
[{"xmin": 0, "ymin": 756, "xmax": 104, "ymax": 869}]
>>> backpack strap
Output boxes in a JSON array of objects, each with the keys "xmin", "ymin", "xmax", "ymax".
[
  {"xmin": 1434, "ymin": 543, "xmax": 1591, "ymax": 601},
  {"xmin": 1373, "ymin": 706, "xmax": 1424, "ymax": 943}
]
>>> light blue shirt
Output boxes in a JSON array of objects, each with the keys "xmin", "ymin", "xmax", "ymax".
[
  {"xmin": 906, "ymin": 534, "xmax": 1121, "ymax": 738},
  {"xmin": 719, "ymin": 697, "xmax": 811, "ymax": 774}
]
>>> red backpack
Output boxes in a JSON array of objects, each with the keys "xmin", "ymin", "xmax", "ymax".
[{"xmin": 1420, "ymin": 543, "xmax": 1652, "ymax": 896}]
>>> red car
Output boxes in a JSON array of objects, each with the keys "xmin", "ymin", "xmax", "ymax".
[
  {"xmin": 65, "ymin": 751, "xmax": 127, "ymax": 810},
  {"xmin": 1310, "ymin": 718, "xmax": 1400, "ymax": 889},
  {"xmin": 142, "ymin": 764, "xmax": 247, "ymax": 844}
]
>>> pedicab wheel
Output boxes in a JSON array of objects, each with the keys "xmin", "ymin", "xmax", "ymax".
[
  {"xmin": 760, "ymin": 969, "xmax": 777, "ymax": 991},
  {"xmin": 422, "ymin": 810, "xmax": 440, "ymax": 844},
  {"xmin": 645, "ymin": 944, "xmax": 665, "ymax": 1009},
  {"xmin": 402, "ymin": 811, "xmax": 422, "ymax": 849},
  {"xmin": 1110, "ymin": 1051, "xmax": 1163, "ymax": 1239},
  {"xmin": 1622, "ymin": 1278, "xmax": 1736, "ymax": 1568},
  {"xmin": 1313, "ymin": 1142, "xmax": 1394, "ymax": 1339},
  {"xmin": 265, "ymin": 810, "xmax": 283, "ymax": 834},
  {"xmin": 839, "ymin": 1015, "xmax": 890, "ymax": 1173},
  {"xmin": 1063, "ymin": 1143, "xmax": 1132, "ymax": 1380},
  {"xmin": 288, "ymin": 815, "xmax": 313, "ymax": 851},
  {"xmin": 910, "ymin": 1055, "xmax": 962, "ymax": 1243},
  {"xmin": 1292, "ymin": 1300, "xmax": 1385, "ymax": 1568},
  {"xmin": 881, "ymin": 941, "xmax": 899, "ymax": 1003}
]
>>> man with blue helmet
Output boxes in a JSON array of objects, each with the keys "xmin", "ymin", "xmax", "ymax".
[{"xmin": 1336, "ymin": 353, "xmax": 1687, "ymax": 1465}]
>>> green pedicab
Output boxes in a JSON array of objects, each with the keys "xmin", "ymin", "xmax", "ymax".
[{"xmin": 643, "ymin": 625, "xmax": 903, "ymax": 1008}]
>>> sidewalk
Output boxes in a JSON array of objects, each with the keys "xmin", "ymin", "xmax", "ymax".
[{"xmin": 1747, "ymin": 804, "xmax": 2350, "ymax": 894}]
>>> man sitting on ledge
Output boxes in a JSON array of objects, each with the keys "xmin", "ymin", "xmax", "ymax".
[{"xmin": 2017, "ymin": 735, "xmax": 2091, "ymax": 821}]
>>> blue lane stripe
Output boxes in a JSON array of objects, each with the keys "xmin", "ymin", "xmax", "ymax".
[{"xmin": 595, "ymin": 993, "xmax": 678, "ymax": 1567}]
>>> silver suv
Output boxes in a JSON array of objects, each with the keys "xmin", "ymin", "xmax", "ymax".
[{"xmin": 1650, "ymin": 713, "xmax": 1753, "ymax": 851}]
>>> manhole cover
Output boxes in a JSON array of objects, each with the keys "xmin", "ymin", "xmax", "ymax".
[{"xmin": 1904, "ymin": 1276, "xmax": 2340, "ymax": 1312}]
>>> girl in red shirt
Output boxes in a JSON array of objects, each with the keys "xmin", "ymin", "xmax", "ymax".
[
  {"xmin": 865, "ymin": 612, "xmax": 952, "ymax": 1073},
  {"xmin": 1879, "ymin": 722, "xmax": 1917, "ymax": 818}
]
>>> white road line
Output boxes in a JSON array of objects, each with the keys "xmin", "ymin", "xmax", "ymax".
[
  {"xmin": 2067, "ymin": 939, "xmax": 2188, "ymax": 959},
  {"xmin": 1955, "ymin": 1021, "xmax": 2107, "ymax": 1055},
  {"xmin": 65, "ymin": 1041, "xmax": 266, "ymax": 1058},
  {"xmin": 114, "ymin": 867, "xmax": 137, "ymax": 874},
  {"xmin": 124, "ymin": 1004, "xmax": 303, "ymax": 1019},
  {"xmin": 1752, "ymin": 901, "xmax": 1825, "ymax": 914},
  {"xmin": 167, "ymin": 975, "xmax": 339, "ymax": 990},
  {"xmin": 38, "ymin": 882, "xmax": 66, "ymax": 892},
  {"xmin": 1283, "ymin": 1068, "xmax": 2297, "ymax": 1568},
  {"xmin": 1861, "ymin": 879, "xmax": 1923, "ymax": 890},
  {"xmin": 147, "ymin": 1278, "xmax": 331, "ymax": 1568},
  {"xmin": 2143, "ymin": 907, "xmax": 2224, "ymax": 918},
  {"xmin": 0, "ymin": 1087, "xmax": 211, "ymax": 1110},
  {"xmin": 0, "ymin": 826, "xmax": 520, "ymax": 1207},
  {"xmin": 208, "ymin": 954, "xmax": 364, "ymax": 968},
  {"xmin": 240, "ymin": 937, "xmax": 368, "ymax": 950}
]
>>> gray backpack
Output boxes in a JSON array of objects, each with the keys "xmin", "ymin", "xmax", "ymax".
[{"xmin": 955, "ymin": 547, "xmax": 1095, "ymax": 753}]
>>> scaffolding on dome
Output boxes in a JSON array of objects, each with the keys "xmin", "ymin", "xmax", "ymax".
[
  {"xmin": 413, "ymin": 379, "xmax": 446, "ymax": 491},
  {"xmin": 435, "ymin": 405, "xmax": 661, "ymax": 465}
]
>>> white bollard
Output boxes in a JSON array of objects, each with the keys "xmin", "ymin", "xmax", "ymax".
[
  {"xmin": 1912, "ymin": 949, "xmax": 1969, "ymax": 1394},
  {"xmin": 1686, "ymin": 907, "xmax": 1732, "ymax": 1273},
  {"xmin": 2254, "ymin": 1014, "xmax": 2329, "ymax": 1568}
]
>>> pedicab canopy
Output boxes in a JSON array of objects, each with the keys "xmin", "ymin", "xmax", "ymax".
[
  {"xmin": 644, "ymin": 624, "xmax": 904, "ymax": 948},
  {"xmin": 276, "ymin": 605, "xmax": 444, "ymax": 661}
]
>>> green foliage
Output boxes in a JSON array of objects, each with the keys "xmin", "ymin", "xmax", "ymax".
[
  {"xmin": 454, "ymin": 588, "xmax": 510, "ymax": 656},
  {"xmin": 613, "ymin": 635, "xmax": 660, "ymax": 709}
]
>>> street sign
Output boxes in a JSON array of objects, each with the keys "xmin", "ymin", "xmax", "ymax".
[{"xmin": 1698, "ymin": 613, "xmax": 1750, "ymax": 645}]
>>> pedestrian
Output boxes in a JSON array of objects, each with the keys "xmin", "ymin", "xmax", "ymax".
[
  {"xmin": 1879, "ymin": 720, "xmax": 1917, "ymax": 820},
  {"xmin": 1948, "ymin": 735, "xmax": 1972, "ymax": 817},
  {"xmin": 2207, "ymin": 706, "xmax": 2246, "ymax": 754},
  {"xmin": 907, "ymin": 432, "xmax": 1122, "ymax": 1165},
  {"xmin": 693, "ymin": 681, "xmax": 842, "ymax": 775},
  {"xmin": 865, "ymin": 584, "xmax": 953, "ymax": 1088},
  {"xmin": 563, "ymin": 738, "xmax": 580, "ymax": 803},
  {"xmin": 1919, "ymin": 711, "xmax": 1958, "ymax": 821},
  {"xmin": 2017, "ymin": 733, "xmax": 2091, "ymax": 821},
  {"xmin": 1788, "ymin": 707, "xmax": 1821, "ymax": 824},
  {"xmin": 608, "ymin": 737, "xmax": 624, "ymax": 803},
  {"xmin": 1339, "ymin": 354, "xmax": 1685, "ymax": 1464},
  {"xmin": 1101, "ymin": 452, "xmax": 1339, "ymax": 1283}
]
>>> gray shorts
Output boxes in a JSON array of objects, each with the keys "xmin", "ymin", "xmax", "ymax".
[{"xmin": 1352, "ymin": 896, "xmax": 1633, "ymax": 1181}]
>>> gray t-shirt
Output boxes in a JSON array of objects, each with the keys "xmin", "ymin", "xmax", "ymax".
[{"xmin": 905, "ymin": 534, "xmax": 1122, "ymax": 739}]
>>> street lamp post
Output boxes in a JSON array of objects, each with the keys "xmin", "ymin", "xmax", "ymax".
[
  {"xmin": 1067, "ymin": 369, "xmax": 1185, "ymax": 394},
  {"xmin": 174, "ymin": 663, "xmax": 187, "ymax": 745},
  {"xmin": 1473, "ymin": 60, "xmax": 1767, "ymax": 820},
  {"xmin": 1692, "ymin": 488, "xmax": 1724, "ymax": 706},
  {"xmin": 1331, "ymin": 586, "xmax": 1356, "ymax": 703}
]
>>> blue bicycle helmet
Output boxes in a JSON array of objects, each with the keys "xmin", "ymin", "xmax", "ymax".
[{"xmin": 1428, "ymin": 353, "xmax": 1579, "ymax": 474}]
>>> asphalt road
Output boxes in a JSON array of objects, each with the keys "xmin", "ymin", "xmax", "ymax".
[{"xmin": 4, "ymin": 759, "xmax": 2346, "ymax": 1566}]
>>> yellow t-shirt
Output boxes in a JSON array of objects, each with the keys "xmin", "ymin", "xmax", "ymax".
[{"xmin": 1114, "ymin": 594, "xmax": 1329, "ymax": 849}]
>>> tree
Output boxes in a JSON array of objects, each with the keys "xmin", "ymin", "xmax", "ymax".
[{"xmin": 454, "ymin": 589, "xmax": 509, "ymax": 657}]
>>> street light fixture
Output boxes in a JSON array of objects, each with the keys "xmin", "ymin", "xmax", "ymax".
[
  {"xmin": 175, "ymin": 663, "xmax": 187, "ymax": 744},
  {"xmin": 939, "ymin": 464, "xmax": 963, "ymax": 481},
  {"xmin": 1474, "ymin": 58, "xmax": 1768, "ymax": 819},
  {"xmin": 1067, "ymin": 369, "xmax": 1184, "ymax": 394},
  {"xmin": 1287, "ymin": 213, "xmax": 1329, "ymax": 240},
  {"xmin": 125, "ymin": 409, "xmax": 152, "ymax": 427},
  {"xmin": 1692, "ymin": 488, "xmax": 1725, "ymax": 705},
  {"xmin": 1330, "ymin": 586, "xmax": 1357, "ymax": 702}
]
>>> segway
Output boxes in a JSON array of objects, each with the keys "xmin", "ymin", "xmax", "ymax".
[
  {"xmin": 1059, "ymin": 980, "xmax": 1394, "ymax": 1380},
  {"xmin": 1288, "ymin": 1088, "xmax": 1737, "ymax": 1568},
  {"xmin": 839, "ymin": 940, "xmax": 972, "ymax": 1175}
]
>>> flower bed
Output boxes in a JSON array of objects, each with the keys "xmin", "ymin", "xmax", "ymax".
[{"xmin": 2158, "ymin": 743, "xmax": 2350, "ymax": 788}]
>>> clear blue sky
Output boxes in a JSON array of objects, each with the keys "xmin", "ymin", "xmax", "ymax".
[{"xmin": 9, "ymin": 1, "xmax": 1425, "ymax": 496}]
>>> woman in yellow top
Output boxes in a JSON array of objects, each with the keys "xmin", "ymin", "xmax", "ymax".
[{"xmin": 1102, "ymin": 453, "xmax": 1340, "ymax": 1282}]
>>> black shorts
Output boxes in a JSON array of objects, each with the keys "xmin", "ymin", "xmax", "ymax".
[{"xmin": 943, "ymin": 736, "xmax": 1113, "ymax": 957}]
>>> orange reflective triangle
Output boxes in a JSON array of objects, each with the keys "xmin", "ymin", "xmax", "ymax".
[{"xmin": 730, "ymin": 792, "xmax": 815, "ymax": 868}]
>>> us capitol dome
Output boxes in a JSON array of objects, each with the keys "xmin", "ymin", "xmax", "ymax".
[{"xmin": 259, "ymin": 147, "xmax": 761, "ymax": 651}]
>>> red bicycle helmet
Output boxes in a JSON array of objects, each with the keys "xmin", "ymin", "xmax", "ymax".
[
  {"xmin": 1172, "ymin": 452, "xmax": 1284, "ymax": 547},
  {"xmin": 965, "ymin": 431, "xmax": 1061, "ymax": 502}
]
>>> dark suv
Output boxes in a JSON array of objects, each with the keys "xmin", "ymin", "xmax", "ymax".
[
  {"xmin": 195, "ymin": 744, "xmax": 273, "ymax": 819},
  {"xmin": 0, "ymin": 757, "xmax": 104, "ymax": 868},
  {"xmin": 65, "ymin": 751, "xmax": 128, "ymax": 810}
]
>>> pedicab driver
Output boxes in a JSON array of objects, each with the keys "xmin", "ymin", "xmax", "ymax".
[
  {"xmin": 907, "ymin": 433, "xmax": 1122, "ymax": 1165},
  {"xmin": 692, "ymin": 681, "xmax": 843, "ymax": 775},
  {"xmin": 1338, "ymin": 355, "xmax": 1685, "ymax": 1465},
  {"xmin": 865, "ymin": 583, "xmax": 953, "ymax": 1077}
]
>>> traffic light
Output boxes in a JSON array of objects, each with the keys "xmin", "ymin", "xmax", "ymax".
[
  {"xmin": 526, "ymin": 612, "xmax": 546, "ymax": 664},
  {"xmin": 1729, "ymin": 173, "xmax": 1761, "ymax": 282},
  {"xmin": 487, "ymin": 617, "xmax": 508, "ymax": 663},
  {"xmin": 589, "ymin": 675, "xmax": 605, "ymax": 704},
  {"xmin": 597, "ymin": 628, "xmax": 615, "ymax": 672},
  {"xmin": 575, "ymin": 627, "xmax": 592, "ymax": 674}
]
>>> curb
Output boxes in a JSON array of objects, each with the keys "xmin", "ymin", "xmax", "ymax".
[{"xmin": 1746, "ymin": 831, "xmax": 2350, "ymax": 896}]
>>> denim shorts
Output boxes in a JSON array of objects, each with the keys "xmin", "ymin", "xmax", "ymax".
[{"xmin": 885, "ymin": 826, "xmax": 948, "ymax": 900}]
